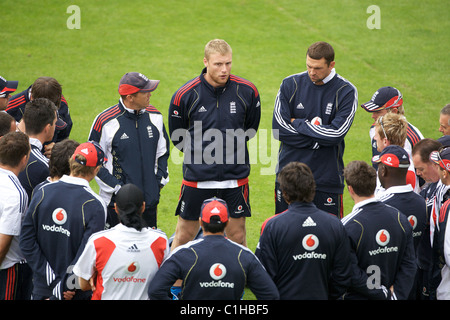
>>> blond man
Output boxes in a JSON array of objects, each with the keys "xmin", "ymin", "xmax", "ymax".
[
  {"xmin": 168, "ymin": 39, "xmax": 260, "ymax": 259},
  {"xmin": 373, "ymin": 112, "xmax": 419, "ymax": 194}
]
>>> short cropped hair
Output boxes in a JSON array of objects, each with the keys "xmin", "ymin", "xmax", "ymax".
[
  {"xmin": 412, "ymin": 138, "xmax": 442, "ymax": 163},
  {"xmin": 23, "ymin": 98, "xmax": 57, "ymax": 135},
  {"xmin": 307, "ymin": 41, "xmax": 335, "ymax": 66},
  {"xmin": 375, "ymin": 112, "xmax": 408, "ymax": 146},
  {"xmin": 0, "ymin": 131, "xmax": 30, "ymax": 167},
  {"xmin": 440, "ymin": 104, "xmax": 450, "ymax": 125},
  {"xmin": 31, "ymin": 77, "xmax": 62, "ymax": 109},
  {"xmin": 278, "ymin": 162, "xmax": 315, "ymax": 203},
  {"xmin": 204, "ymin": 39, "xmax": 232, "ymax": 60},
  {"xmin": 0, "ymin": 112, "xmax": 15, "ymax": 137},
  {"xmin": 344, "ymin": 161, "xmax": 377, "ymax": 197},
  {"xmin": 49, "ymin": 139, "xmax": 80, "ymax": 179},
  {"xmin": 202, "ymin": 216, "xmax": 228, "ymax": 234}
]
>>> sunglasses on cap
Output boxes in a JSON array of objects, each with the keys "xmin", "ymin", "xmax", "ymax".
[{"xmin": 430, "ymin": 146, "xmax": 450, "ymax": 172}]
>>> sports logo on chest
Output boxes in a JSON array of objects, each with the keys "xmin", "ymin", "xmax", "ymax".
[
  {"xmin": 147, "ymin": 125, "xmax": 153, "ymax": 138},
  {"xmin": 230, "ymin": 101, "xmax": 236, "ymax": 114},
  {"xmin": 325, "ymin": 102, "xmax": 333, "ymax": 115}
]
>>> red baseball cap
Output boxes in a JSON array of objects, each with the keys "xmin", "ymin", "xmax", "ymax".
[
  {"xmin": 200, "ymin": 197, "xmax": 229, "ymax": 224},
  {"xmin": 72, "ymin": 141, "xmax": 107, "ymax": 167},
  {"xmin": 372, "ymin": 145, "xmax": 410, "ymax": 168},
  {"xmin": 118, "ymin": 72, "xmax": 159, "ymax": 96}
]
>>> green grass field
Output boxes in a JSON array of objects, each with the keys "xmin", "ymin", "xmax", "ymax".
[{"xmin": 1, "ymin": 0, "xmax": 448, "ymax": 299}]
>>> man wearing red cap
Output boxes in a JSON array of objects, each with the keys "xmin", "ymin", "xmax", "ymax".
[
  {"xmin": 89, "ymin": 72, "xmax": 169, "ymax": 229},
  {"xmin": 147, "ymin": 197, "xmax": 279, "ymax": 300},
  {"xmin": 20, "ymin": 141, "xmax": 107, "ymax": 300},
  {"xmin": 374, "ymin": 145, "xmax": 427, "ymax": 299}
]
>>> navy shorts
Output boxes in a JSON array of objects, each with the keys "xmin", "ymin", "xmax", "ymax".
[
  {"xmin": 176, "ymin": 180, "xmax": 251, "ymax": 221},
  {"xmin": 275, "ymin": 180, "xmax": 343, "ymax": 218}
]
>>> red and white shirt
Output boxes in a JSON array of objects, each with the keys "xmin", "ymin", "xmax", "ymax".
[{"xmin": 73, "ymin": 224, "xmax": 169, "ymax": 300}]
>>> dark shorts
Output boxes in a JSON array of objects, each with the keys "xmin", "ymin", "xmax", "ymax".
[
  {"xmin": 176, "ymin": 180, "xmax": 251, "ymax": 221},
  {"xmin": 275, "ymin": 180, "xmax": 343, "ymax": 218},
  {"xmin": 0, "ymin": 262, "xmax": 32, "ymax": 300}
]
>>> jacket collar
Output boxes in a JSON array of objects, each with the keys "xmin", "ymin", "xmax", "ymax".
[
  {"xmin": 200, "ymin": 67, "xmax": 230, "ymax": 95},
  {"xmin": 119, "ymin": 98, "xmax": 145, "ymax": 115}
]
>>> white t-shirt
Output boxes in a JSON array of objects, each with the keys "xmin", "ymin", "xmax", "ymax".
[
  {"xmin": 73, "ymin": 223, "xmax": 169, "ymax": 300},
  {"xmin": 0, "ymin": 168, "xmax": 28, "ymax": 269}
]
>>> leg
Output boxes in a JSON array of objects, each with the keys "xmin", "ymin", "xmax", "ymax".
[
  {"xmin": 171, "ymin": 216, "xmax": 200, "ymax": 250},
  {"xmin": 225, "ymin": 217, "xmax": 247, "ymax": 246},
  {"xmin": 221, "ymin": 183, "xmax": 251, "ymax": 246}
]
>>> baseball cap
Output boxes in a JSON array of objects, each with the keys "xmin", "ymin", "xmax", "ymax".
[
  {"xmin": 200, "ymin": 197, "xmax": 229, "ymax": 224},
  {"xmin": 118, "ymin": 72, "xmax": 159, "ymax": 96},
  {"xmin": 372, "ymin": 145, "xmax": 410, "ymax": 168},
  {"xmin": 0, "ymin": 76, "xmax": 18, "ymax": 97},
  {"xmin": 430, "ymin": 146, "xmax": 450, "ymax": 172},
  {"xmin": 115, "ymin": 184, "xmax": 144, "ymax": 215},
  {"xmin": 361, "ymin": 86, "xmax": 403, "ymax": 112},
  {"xmin": 72, "ymin": 141, "xmax": 107, "ymax": 167}
]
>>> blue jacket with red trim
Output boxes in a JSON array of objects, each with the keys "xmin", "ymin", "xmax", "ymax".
[
  {"xmin": 6, "ymin": 86, "xmax": 72, "ymax": 142},
  {"xmin": 255, "ymin": 202, "xmax": 352, "ymax": 299},
  {"xmin": 168, "ymin": 68, "xmax": 261, "ymax": 182},
  {"xmin": 88, "ymin": 100, "xmax": 169, "ymax": 209},
  {"xmin": 341, "ymin": 198, "xmax": 416, "ymax": 300}
]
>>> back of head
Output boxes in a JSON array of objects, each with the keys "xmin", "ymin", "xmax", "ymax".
[
  {"xmin": 49, "ymin": 139, "xmax": 80, "ymax": 179},
  {"xmin": 31, "ymin": 77, "xmax": 62, "ymax": 109},
  {"xmin": 0, "ymin": 112, "xmax": 15, "ymax": 137},
  {"xmin": 0, "ymin": 131, "xmax": 30, "ymax": 168},
  {"xmin": 344, "ymin": 160, "xmax": 377, "ymax": 197},
  {"xmin": 23, "ymin": 98, "xmax": 57, "ymax": 136},
  {"xmin": 306, "ymin": 41, "xmax": 335, "ymax": 65},
  {"xmin": 412, "ymin": 138, "xmax": 442, "ymax": 163},
  {"xmin": 69, "ymin": 141, "xmax": 106, "ymax": 178},
  {"xmin": 115, "ymin": 184, "xmax": 146, "ymax": 231},
  {"xmin": 200, "ymin": 197, "xmax": 229, "ymax": 234},
  {"xmin": 376, "ymin": 112, "xmax": 408, "ymax": 146},
  {"xmin": 278, "ymin": 161, "xmax": 316, "ymax": 204}
]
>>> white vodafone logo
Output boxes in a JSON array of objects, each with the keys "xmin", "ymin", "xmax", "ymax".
[
  {"xmin": 302, "ymin": 234, "xmax": 319, "ymax": 251},
  {"xmin": 52, "ymin": 208, "xmax": 67, "ymax": 225},
  {"xmin": 376, "ymin": 229, "xmax": 390, "ymax": 246},
  {"xmin": 209, "ymin": 263, "xmax": 227, "ymax": 280}
]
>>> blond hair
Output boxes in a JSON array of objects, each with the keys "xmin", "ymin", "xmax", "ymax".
[
  {"xmin": 204, "ymin": 39, "xmax": 232, "ymax": 60},
  {"xmin": 69, "ymin": 155, "xmax": 97, "ymax": 178},
  {"xmin": 375, "ymin": 112, "xmax": 408, "ymax": 146}
]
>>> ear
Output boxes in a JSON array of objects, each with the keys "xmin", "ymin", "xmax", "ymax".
[
  {"xmin": 329, "ymin": 61, "xmax": 336, "ymax": 69},
  {"xmin": 203, "ymin": 57, "xmax": 208, "ymax": 67},
  {"xmin": 379, "ymin": 164, "xmax": 387, "ymax": 177}
]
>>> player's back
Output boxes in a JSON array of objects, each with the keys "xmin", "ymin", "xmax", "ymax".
[
  {"xmin": 87, "ymin": 224, "xmax": 168, "ymax": 300},
  {"xmin": 342, "ymin": 200, "xmax": 416, "ymax": 299}
]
